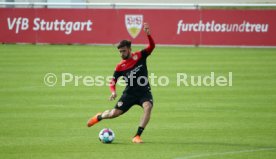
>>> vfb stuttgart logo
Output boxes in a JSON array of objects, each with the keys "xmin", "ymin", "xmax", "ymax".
[{"xmin": 125, "ymin": 15, "xmax": 143, "ymax": 39}]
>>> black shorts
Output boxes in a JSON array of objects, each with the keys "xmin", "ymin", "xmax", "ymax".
[{"xmin": 114, "ymin": 91, "xmax": 153, "ymax": 113}]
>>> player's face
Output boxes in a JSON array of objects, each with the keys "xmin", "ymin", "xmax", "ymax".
[{"xmin": 119, "ymin": 46, "xmax": 131, "ymax": 60}]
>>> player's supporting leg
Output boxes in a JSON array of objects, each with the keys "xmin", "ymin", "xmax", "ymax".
[
  {"xmin": 87, "ymin": 109, "xmax": 123, "ymax": 127},
  {"xmin": 133, "ymin": 101, "xmax": 153, "ymax": 143}
]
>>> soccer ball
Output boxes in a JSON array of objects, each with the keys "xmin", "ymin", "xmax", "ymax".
[{"xmin": 99, "ymin": 128, "xmax": 115, "ymax": 143}]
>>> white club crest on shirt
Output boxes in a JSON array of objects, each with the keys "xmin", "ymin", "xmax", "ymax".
[
  {"xmin": 125, "ymin": 15, "xmax": 143, "ymax": 39},
  {"xmin": 132, "ymin": 55, "xmax": 138, "ymax": 60}
]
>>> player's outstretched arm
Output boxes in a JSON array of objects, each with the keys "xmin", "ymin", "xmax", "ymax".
[
  {"xmin": 109, "ymin": 78, "xmax": 117, "ymax": 101},
  {"xmin": 109, "ymin": 65, "xmax": 122, "ymax": 101},
  {"xmin": 144, "ymin": 23, "xmax": 151, "ymax": 36},
  {"xmin": 143, "ymin": 23, "xmax": 155, "ymax": 54}
]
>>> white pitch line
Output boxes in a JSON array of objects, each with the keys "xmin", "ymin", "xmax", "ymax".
[{"xmin": 175, "ymin": 148, "xmax": 276, "ymax": 159}]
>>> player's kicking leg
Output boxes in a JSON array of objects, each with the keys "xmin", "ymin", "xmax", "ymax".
[
  {"xmin": 87, "ymin": 109, "xmax": 123, "ymax": 127},
  {"xmin": 132, "ymin": 101, "xmax": 153, "ymax": 143}
]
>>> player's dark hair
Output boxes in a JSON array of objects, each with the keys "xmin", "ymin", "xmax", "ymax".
[{"xmin": 117, "ymin": 40, "xmax": 131, "ymax": 49}]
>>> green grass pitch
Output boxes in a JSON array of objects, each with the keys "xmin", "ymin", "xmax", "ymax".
[{"xmin": 0, "ymin": 44, "xmax": 276, "ymax": 159}]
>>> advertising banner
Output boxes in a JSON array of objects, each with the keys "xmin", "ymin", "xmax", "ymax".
[{"xmin": 0, "ymin": 8, "xmax": 275, "ymax": 46}]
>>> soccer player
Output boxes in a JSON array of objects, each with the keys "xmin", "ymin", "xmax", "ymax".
[{"xmin": 87, "ymin": 23, "xmax": 155, "ymax": 143}]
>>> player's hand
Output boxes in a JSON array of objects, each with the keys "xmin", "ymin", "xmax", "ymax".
[
  {"xmin": 144, "ymin": 23, "xmax": 151, "ymax": 35},
  {"xmin": 109, "ymin": 92, "xmax": 117, "ymax": 101}
]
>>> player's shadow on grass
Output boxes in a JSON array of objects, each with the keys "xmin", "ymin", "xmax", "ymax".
[{"xmin": 110, "ymin": 142, "xmax": 130, "ymax": 145}]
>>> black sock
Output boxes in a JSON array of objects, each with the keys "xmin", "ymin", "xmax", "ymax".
[
  {"xmin": 97, "ymin": 114, "xmax": 102, "ymax": 121},
  {"xmin": 136, "ymin": 126, "xmax": 144, "ymax": 136}
]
